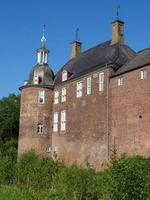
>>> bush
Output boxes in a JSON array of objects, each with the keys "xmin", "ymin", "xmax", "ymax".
[
  {"xmin": 51, "ymin": 164, "xmax": 108, "ymax": 200},
  {"xmin": 107, "ymin": 156, "xmax": 150, "ymax": 200},
  {"xmin": 16, "ymin": 150, "xmax": 60, "ymax": 190},
  {"xmin": 0, "ymin": 142, "xmax": 150, "ymax": 200}
]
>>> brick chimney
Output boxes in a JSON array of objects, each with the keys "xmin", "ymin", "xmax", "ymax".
[
  {"xmin": 111, "ymin": 20, "xmax": 124, "ymax": 45},
  {"xmin": 71, "ymin": 41, "xmax": 82, "ymax": 59}
]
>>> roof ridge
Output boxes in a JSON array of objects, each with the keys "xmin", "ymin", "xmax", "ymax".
[{"xmin": 137, "ymin": 48, "xmax": 150, "ymax": 54}]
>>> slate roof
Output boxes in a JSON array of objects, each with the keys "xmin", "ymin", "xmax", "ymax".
[
  {"xmin": 114, "ymin": 48, "xmax": 150, "ymax": 76},
  {"xmin": 27, "ymin": 63, "xmax": 54, "ymax": 86},
  {"xmin": 54, "ymin": 40, "xmax": 136, "ymax": 85}
]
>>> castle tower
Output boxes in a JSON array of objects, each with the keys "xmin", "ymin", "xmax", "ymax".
[{"xmin": 18, "ymin": 30, "xmax": 54, "ymax": 156}]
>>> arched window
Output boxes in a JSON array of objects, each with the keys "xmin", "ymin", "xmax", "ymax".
[
  {"xmin": 37, "ymin": 123, "xmax": 44, "ymax": 134},
  {"xmin": 62, "ymin": 70, "xmax": 67, "ymax": 82}
]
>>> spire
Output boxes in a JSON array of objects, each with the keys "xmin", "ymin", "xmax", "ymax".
[{"xmin": 41, "ymin": 25, "xmax": 46, "ymax": 47}]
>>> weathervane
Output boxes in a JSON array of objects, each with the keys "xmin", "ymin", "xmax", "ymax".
[
  {"xmin": 75, "ymin": 28, "xmax": 79, "ymax": 41},
  {"xmin": 41, "ymin": 24, "xmax": 46, "ymax": 47},
  {"xmin": 117, "ymin": 5, "xmax": 120, "ymax": 20}
]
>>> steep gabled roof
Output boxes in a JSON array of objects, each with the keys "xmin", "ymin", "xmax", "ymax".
[
  {"xmin": 54, "ymin": 40, "xmax": 136, "ymax": 85},
  {"xmin": 114, "ymin": 48, "xmax": 150, "ymax": 76}
]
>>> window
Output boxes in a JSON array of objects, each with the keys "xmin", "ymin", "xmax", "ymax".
[
  {"xmin": 87, "ymin": 77, "xmax": 91, "ymax": 95},
  {"xmin": 54, "ymin": 91, "xmax": 59, "ymax": 104},
  {"xmin": 38, "ymin": 91, "xmax": 45, "ymax": 104},
  {"xmin": 34, "ymin": 71, "xmax": 43, "ymax": 84},
  {"xmin": 62, "ymin": 70, "xmax": 67, "ymax": 82},
  {"xmin": 76, "ymin": 81, "xmax": 82, "ymax": 98},
  {"xmin": 53, "ymin": 112, "xmax": 59, "ymax": 132},
  {"xmin": 34, "ymin": 75, "xmax": 38, "ymax": 84},
  {"xmin": 37, "ymin": 123, "xmax": 44, "ymax": 134},
  {"xmin": 118, "ymin": 77, "xmax": 123, "ymax": 86},
  {"xmin": 140, "ymin": 70, "xmax": 147, "ymax": 79},
  {"xmin": 99, "ymin": 72, "xmax": 104, "ymax": 92},
  {"xmin": 61, "ymin": 88, "xmax": 67, "ymax": 102},
  {"xmin": 61, "ymin": 110, "xmax": 66, "ymax": 131}
]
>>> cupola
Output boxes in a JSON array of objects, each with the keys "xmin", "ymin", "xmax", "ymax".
[
  {"xmin": 37, "ymin": 28, "xmax": 49, "ymax": 64},
  {"xmin": 21, "ymin": 27, "xmax": 55, "ymax": 88}
]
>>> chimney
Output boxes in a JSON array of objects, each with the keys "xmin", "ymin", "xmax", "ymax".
[
  {"xmin": 71, "ymin": 41, "xmax": 82, "ymax": 59},
  {"xmin": 111, "ymin": 20, "xmax": 124, "ymax": 45}
]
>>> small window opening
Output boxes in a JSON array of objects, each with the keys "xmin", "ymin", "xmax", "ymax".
[
  {"xmin": 38, "ymin": 76, "xmax": 43, "ymax": 84},
  {"xmin": 37, "ymin": 123, "xmax": 44, "ymax": 134}
]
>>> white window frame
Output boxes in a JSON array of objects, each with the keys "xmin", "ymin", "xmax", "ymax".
[
  {"xmin": 61, "ymin": 88, "xmax": 67, "ymax": 102},
  {"xmin": 38, "ymin": 90, "xmax": 45, "ymax": 104},
  {"xmin": 76, "ymin": 81, "xmax": 82, "ymax": 98},
  {"xmin": 54, "ymin": 91, "xmax": 59, "ymax": 104},
  {"xmin": 34, "ymin": 71, "xmax": 44, "ymax": 84},
  {"xmin": 99, "ymin": 72, "xmax": 104, "ymax": 92},
  {"xmin": 118, "ymin": 77, "xmax": 123, "ymax": 86},
  {"xmin": 60, "ymin": 110, "xmax": 66, "ymax": 131},
  {"xmin": 140, "ymin": 69, "xmax": 147, "ymax": 80},
  {"xmin": 37, "ymin": 123, "xmax": 44, "ymax": 134},
  {"xmin": 62, "ymin": 70, "xmax": 67, "ymax": 82},
  {"xmin": 87, "ymin": 77, "xmax": 91, "ymax": 95},
  {"xmin": 34, "ymin": 75, "xmax": 38, "ymax": 84},
  {"xmin": 53, "ymin": 112, "xmax": 59, "ymax": 132}
]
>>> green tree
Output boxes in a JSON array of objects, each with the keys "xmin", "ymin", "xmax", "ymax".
[
  {"xmin": 0, "ymin": 139, "xmax": 18, "ymax": 184},
  {"xmin": 0, "ymin": 94, "xmax": 20, "ymax": 140}
]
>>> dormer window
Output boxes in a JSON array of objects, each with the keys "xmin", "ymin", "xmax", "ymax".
[
  {"xmin": 34, "ymin": 71, "xmax": 44, "ymax": 84},
  {"xmin": 62, "ymin": 70, "xmax": 67, "ymax": 82}
]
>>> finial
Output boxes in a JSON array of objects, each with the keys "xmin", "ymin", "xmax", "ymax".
[
  {"xmin": 116, "ymin": 5, "xmax": 120, "ymax": 20},
  {"xmin": 75, "ymin": 28, "xmax": 79, "ymax": 41},
  {"xmin": 41, "ymin": 24, "xmax": 46, "ymax": 47}
]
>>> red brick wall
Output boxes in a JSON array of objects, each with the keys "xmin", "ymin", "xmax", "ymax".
[
  {"xmin": 111, "ymin": 66, "xmax": 150, "ymax": 157},
  {"xmin": 18, "ymin": 86, "xmax": 53, "ymax": 157},
  {"xmin": 52, "ymin": 68, "xmax": 111, "ymax": 168}
]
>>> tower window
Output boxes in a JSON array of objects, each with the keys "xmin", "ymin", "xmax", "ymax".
[
  {"xmin": 76, "ymin": 81, "xmax": 82, "ymax": 98},
  {"xmin": 61, "ymin": 110, "xmax": 66, "ymax": 131},
  {"xmin": 99, "ymin": 72, "xmax": 104, "ymax": 92},
  {"xmin": 54, "ymin": 91, "xmax": 59, "ymax": 104},
  {"xmin": 87, "ymin": 77, "xmax": 91, "ymax": 95},
  {"xmin": 61, "ymin": 88, "xmax": 67, "ymax": 102},
  {"xmin": 140, "ymin": 70, "xmax": 147, "ymax": 79},
  {"xmin": 118, "ymin": 77, "xmax": 123, "ymax": 86},
  {"xmin": 38, "ymin": 76, "xmax": 43, "ymax": 84},
  {"xmin": 38, "ymin": 91, "xmax": 45, "ymax": 104},
  {"xmin": 37, "ymin": 123, "xmax": 44, "ymax": 134},
  {"xmin": 62, "ymin": 70, "xmax": 67, "ymax": 82},
  {"xmin": 53, "ymin": 112, "xmax": 59, "ymax": 132},
  {"xmin": 34, "ymin": 75, "xmax": 38, "ymax": 84},
  {"xmin": 34, "ymin": 72, "xmax": 43, "ymax": 84}
]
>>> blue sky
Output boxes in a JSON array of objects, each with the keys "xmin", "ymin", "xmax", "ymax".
[{"xmin": 0, "ymin": 0, "xmax": 150, "ymax": 98}]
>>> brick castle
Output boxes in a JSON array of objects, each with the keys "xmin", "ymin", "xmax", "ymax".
[{"xmin": 18, "ymin": 18, "xmax": 150, "ymax": 168}]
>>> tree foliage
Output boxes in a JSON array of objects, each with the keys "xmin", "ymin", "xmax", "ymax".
[{"xmin": 0, "ymin": 94, "xmax": 20, "ymax": 140}]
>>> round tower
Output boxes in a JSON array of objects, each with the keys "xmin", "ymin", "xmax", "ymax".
[{"xmin": 18, "ymin": 31, "xmax": 54, "ymax": 157}]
